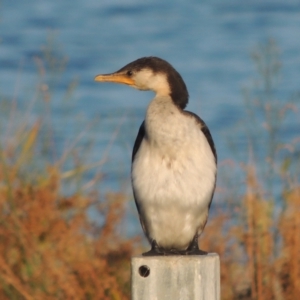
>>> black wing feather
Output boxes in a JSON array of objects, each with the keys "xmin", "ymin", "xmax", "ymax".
[
  {"xmin": 131, "ymin": 121, "xmax": 146, "ymax": 217},
  {"xmin": 131, "ymin": 121, "xmax": 145, "ymax": 163},
  {"xmin": 184, "ymin": 111, "xmax": 217, "ymax": 163},
  {"xmin": 184, "ymin": 111, "xmax": 217, "ymax": 209}
]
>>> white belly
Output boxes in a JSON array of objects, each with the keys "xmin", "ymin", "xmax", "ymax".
[{"xmin": 131, "ymin": 118, "xmax": 216, "ymax": 250}]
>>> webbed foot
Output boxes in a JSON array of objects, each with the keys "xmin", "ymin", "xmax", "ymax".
[
  {"xmin": 142, "ymin": 240, "xmax": 165, "ymax": 256},
  {"xmin": 142, "ymin": 236, "xmax": 208, "ymax": 256},
  {"xmin": 185, "ymin": 234, "xmax": 207, "ymax": 255}
]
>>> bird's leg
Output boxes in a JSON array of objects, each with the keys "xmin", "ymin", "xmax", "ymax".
[
  {"xmin": 142, "ymin": 236, "xmax": 208, "ymax": 256},
  {"xmin": 185, "ymin": 234, "xmax": 207, "ymax": 255},
  {"xmin": 142, "ymin": 240, "xmax": 165, "ymax": 256}
]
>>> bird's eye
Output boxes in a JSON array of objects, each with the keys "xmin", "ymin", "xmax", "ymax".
[{"xmin": 127, "ymin": 70, "xmax": 133, "ymax": 76}]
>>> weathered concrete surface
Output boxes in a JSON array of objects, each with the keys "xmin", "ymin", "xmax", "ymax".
[{"xmin": 131, "ymin": 253, "xmax": 220, "ymax": 300}]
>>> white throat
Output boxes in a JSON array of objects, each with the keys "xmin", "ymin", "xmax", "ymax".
[{"xmin": 145, "ymin": 96, "xmax": 182, "ymax": 148}]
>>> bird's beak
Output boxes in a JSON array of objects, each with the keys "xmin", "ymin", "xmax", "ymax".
[{"xmin": 94, "ymin": 72, "xmax": 135, "ymax": 86}]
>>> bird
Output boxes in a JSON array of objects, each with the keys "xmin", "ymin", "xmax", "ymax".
[{"xmin": 94, "ymin": 57, "xmax": 217, "ymax": 256}]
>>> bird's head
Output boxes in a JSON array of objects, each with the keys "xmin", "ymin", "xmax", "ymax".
[{"xmin": 94, "ymin": 57, "xmax": 189, "ymax": 109}]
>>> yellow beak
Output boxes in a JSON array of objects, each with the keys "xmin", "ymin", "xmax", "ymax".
[{"xmin": 94, "ymin": 73, "xmax": 135, "ymax": 86}]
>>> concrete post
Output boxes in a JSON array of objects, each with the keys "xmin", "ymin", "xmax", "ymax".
[{"xmin": 131, "ymin": 253, "xmax": 220, "ymax": 300}]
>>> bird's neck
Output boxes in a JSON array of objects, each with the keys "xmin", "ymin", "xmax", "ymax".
[{"xmin": 144, "ymin": 96, "xmax": 184, "ymax": 147}]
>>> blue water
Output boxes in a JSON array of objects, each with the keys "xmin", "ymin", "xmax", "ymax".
[{"xmin": 1, "ymin": 0, "xmax": 300, "ymax": 234}]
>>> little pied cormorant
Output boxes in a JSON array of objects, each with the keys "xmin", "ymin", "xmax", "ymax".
[{"xmin": 95, "ymin": 57, "xmax": 217, "ymax": 256}]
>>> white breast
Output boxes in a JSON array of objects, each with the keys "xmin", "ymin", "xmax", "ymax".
[{"xmin": 131, "ymin": 96, "xmax": 216, "ymax": 250}]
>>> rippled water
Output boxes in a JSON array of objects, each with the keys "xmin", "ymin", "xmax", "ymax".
[{"xmin": 1, "ymin": 0, "xmax": 300, "ymax": 201}]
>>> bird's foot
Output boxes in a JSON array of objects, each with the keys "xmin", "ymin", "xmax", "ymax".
[
  {"xmin": 142, "ymin": 241, "xmax": 187, "ymax": 256},
  {"xmin": 142, "ymin": 237, "xmax": 208, "ymax": 256},
  {"xmin": 184, "ymin": 234, "xmax": 208, "ymax": 255},
  {"xmin": 185, "ymin": 248, "xmax": 207, "ymax": 255},
  {"xmin": 142, "ymin": 240, "xmax": 165, "ymax": 256}
]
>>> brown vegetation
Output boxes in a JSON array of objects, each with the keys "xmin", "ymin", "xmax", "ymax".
[
  {"xmin": 0, "ymin": 158, "xmax": 136, "ymax": 299},
  {"xmin": 201, "ymin": 167, "xmax": 300, "ymax": 300},
  {"xmin": 201, "ymin": 40, "xmax": 300, "ymax": 300}
]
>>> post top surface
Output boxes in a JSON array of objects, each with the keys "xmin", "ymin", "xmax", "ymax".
[{"xmin": 132, "ymin": 252, "xmax": 219, "ymax": 261}]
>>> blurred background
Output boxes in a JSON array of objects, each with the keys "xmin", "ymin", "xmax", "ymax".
[{"xmin": 0, "ymin": 0, "xmax": 299, "ymax": 299}]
